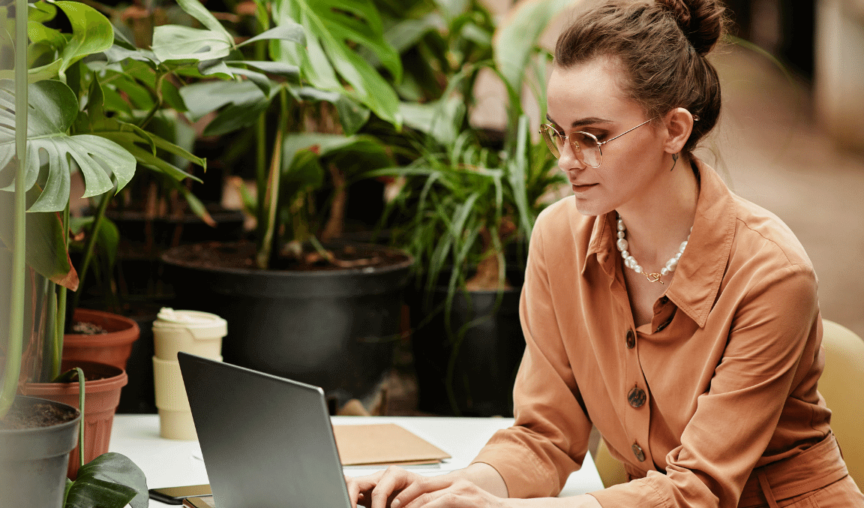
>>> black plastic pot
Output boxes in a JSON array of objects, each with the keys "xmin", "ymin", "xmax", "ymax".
[
  {"xmin": 410, "ymin": 273, "xmax": 525, "ymax": 417},
  {"xmin": 108, "ymin": 206, "xmax": 246, "ymax": 300},
  {"xmin": 0, "ymin": 396, "xmax": 81, "ymax": 508},
  {"xmin": 161, "ymin": 243, "xmax": 413, "ymax": 408}
]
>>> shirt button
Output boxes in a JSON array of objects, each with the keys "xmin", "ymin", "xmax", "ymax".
[
  {"xmin": 626, "ymin": 329, "xmax": 636, "ymax": 349},
  {"xmin": 628, "ymin": 386, "xmax": 647, "ymax": 408},
  {"xmin": 632, "ymin": 443, "xmax": 646, "ymax": 462},
  {"xmin": 659, "ymin": 296, "xmax": 669, "ymax": 305}
]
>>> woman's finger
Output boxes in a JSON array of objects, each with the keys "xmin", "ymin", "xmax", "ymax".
[
  {"xmin": 391, "ymin": 475, "xmax": 455, "ymax": 508},
  {"xmin": 402, "ymin": 488, "xmax": 461, "ymax": 508},
  {"xmin": 370, "ymin": 466, "xmax": 417, "ymax": 508},
  {"xmin": 345, "ymin": 471, "xmax": 385, "ymax": 508}
]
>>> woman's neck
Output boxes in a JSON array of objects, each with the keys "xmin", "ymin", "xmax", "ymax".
[{"xmin": 615, "ymin": 155, "xmax": 700, "ymax": 270}]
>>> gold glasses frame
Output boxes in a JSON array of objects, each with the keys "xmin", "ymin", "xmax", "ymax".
[{"xmin": 539, "ymin": 117, "xmax": 655, "ymax": 168}]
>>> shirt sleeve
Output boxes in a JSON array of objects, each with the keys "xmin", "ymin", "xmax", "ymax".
[
  {"xmin": 590, "ymin": 264, "xmax": 821, "ymax": 508},
  {"xmin": 470, "ymin": 219, "xmax": 593, "ymax": 498}
]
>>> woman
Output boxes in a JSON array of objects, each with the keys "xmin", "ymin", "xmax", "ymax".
[{"xmin": 346, "ymin": 0, "xmax": 864, "ymax": 506}]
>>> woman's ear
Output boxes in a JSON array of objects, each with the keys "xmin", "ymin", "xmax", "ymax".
[{"xmin": 663, "ymin": 108, "xmax": 695, "ymax": 154}]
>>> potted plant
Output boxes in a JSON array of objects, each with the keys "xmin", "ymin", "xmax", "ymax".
[
  {"xmin": 0, "ymin": 0, "xmax": 208, "ymax": 474},
  {"xmin": 0, "ymin": 2, "xmax": 147, "ymax": 504},
  {"xmin": 373, "ymin": 0, "xmax": 571, "ymax": 416},
  {"xmin": 157, "ymin": 0, "xmax": 414, "ymax": 409}
]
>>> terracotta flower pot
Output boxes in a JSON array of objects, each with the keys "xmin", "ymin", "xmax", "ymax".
[
  {"xmin": 21, "ymin": 360, "xmax": 128, "ymax": 479},
  {"xmin": 62, "ymin": 309, "xmax": 140, "ymax": 371}
]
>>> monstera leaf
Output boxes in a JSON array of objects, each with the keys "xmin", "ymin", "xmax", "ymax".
[
  {"xmin": 0, "ymin": 79, "xmax": 135, "ymax": 213},
  {"xmin": 271, "ymin": 0, "xmax": 402, "ymax": 128},
  {"xmin": 151, "ymin": 0, "xmax": 304, "ymax": 64},
  {"xmin": 0, "ymin": 1, "xmax": 114, "ymax": 82}
]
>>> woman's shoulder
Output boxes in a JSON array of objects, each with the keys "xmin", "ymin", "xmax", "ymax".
[
  {"xmin": 717, "ymin": 196, "xmax": 819, "ymax": 313},
  {"xmin": 728, "ymin": 194, "xmax": 815, "ymax": 274}
]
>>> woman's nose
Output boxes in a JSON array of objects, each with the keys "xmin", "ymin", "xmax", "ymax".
[{"xmin": 557, "ymin": 142, "xmax": 586, "ymax": 172}]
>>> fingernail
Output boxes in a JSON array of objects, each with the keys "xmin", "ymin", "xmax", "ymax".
[{"xmin": 392, "ymin": 500, "xmax": 401, "ymax": 508}]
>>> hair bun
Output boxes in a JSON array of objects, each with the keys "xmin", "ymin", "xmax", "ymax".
[{"xmin": 657, "ymin": 0, "xmax": 726, "ymax": 55}]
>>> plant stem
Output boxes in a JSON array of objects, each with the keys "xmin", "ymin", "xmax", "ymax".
[
  {"xmin": 0, "ymin": 0, "xmax": 30, "ymax": 419},
  {"xmin": 138, "ymin": 72, "xmax": 164, "ymax": 130},
  {"xmin": 68, "ymin": 192, "xmax": 111, "ymax": 329},
  {"xmin": 256, "ymin": 88, "xmax": 288, "ymax": 269},
  {"xmin": 53, "ymin": 281, "xmax": 66, "ymax": 380},
  {"xmin": 74, "ymin": 367, "xmax": 85, "ymax": 468},
  {"xmin": 255, "ymin": 40, "xmax": 267, "ymax": 255}
]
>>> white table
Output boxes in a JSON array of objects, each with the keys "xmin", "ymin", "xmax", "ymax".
[{"xmin": 109, "ymin": 415, "xmax": 604, "ymax": 506}]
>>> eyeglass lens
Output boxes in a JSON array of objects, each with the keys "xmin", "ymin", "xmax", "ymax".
[{"xmin": 541, "ymin": 127, "xmax": 602, "ymax": 168}]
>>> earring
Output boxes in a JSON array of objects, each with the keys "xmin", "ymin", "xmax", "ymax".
[{"xmin": 670, "ymin": 153, "xmax": 679, "ymax": 171}]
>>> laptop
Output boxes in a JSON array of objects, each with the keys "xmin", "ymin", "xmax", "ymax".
[{"xmin": 177, "ymin": 352, "xmax": 353, "ymax": 508}]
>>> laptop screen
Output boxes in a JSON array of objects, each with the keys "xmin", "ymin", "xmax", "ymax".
[{"xmin": 178, "ymin": 353, "xmax": 352, "ymax": 508}]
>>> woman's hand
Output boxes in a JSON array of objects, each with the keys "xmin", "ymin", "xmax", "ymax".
[{"xmin": 344, "ymin": 466, "xmax": 509, "ymax": 508}]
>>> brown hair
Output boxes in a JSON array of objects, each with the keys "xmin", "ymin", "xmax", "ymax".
[{"xmin": 554, "ymin": 0, "xmax": 728, "ymax": 153}]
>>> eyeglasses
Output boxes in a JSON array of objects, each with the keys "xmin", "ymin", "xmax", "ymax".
[{"xmin": 539, "ymin": 118, "xmax": 655, "ymax": 168}]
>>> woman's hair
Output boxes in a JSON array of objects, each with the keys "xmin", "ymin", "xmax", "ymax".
[{"xmin": 554, "ymin": 0, "xmax": 728, "ymax": 153}]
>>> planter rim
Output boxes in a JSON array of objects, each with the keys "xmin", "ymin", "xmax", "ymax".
[
  {"xmin": 65, "ymin": 309, "xmax": 140, "ymax": 347},
  {"xmin": 0, "ymin": 396, "xmax": 81, "ymax": 435},
  {"xmin": 23, "ymin": 361, "xmax": 128, "ymax": 395},
  {"xmin": 161, "ymin": 241, "xmax": 414, "ymax": 279}
]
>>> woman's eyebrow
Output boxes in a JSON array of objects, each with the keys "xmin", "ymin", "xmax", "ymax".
[{"xmin": 546, "ymin": 114, "xmax": 612, "ymax": 128}]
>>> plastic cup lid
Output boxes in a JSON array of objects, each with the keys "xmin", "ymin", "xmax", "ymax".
[{"xmin": 156, "ymin": 307, "xmax": 225, "ymax": 325}]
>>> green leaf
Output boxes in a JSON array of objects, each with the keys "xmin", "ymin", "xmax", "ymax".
[
  {"xmin": 151, "ymin": 25, "xmax": 232, "ymax": 63},
  {"xmin": 175, "ymin": 0, "xmax": 232, "ymax": 39},
  {"xmin": 65, "ymin": 477, "xmax": 136, "ymax": 508},
  {"xmin": 237, "ymin": 22, "xmax": 306, "ymax": 47},
  {"xmin": 70, "ymin": 215, "xmax": 119, "ymax": 270},
  {"xmin": 103, "ymin": 45, "xmax": 159, "ymax": 66},
  {"xmin": 231, "ymin": 60, "xmax": 300, "ymax": 81},
  {"xmin": 104, "ymin": 73, "xmax": 154, "ymax": 110},
  {"xmin": 180, "ymin": 81, "xmax": 276, "ymax": 136},
  {"xmin": 67, "ymin": 452, "xmax": 148, "ymax": 508},
  {"xmin": 294, "ymin": 87, "xmax": 369, "ymax": 135},
  {"xmin": 334, "ymin": 95, "xmax": 370, "ymax": 136},
  {"xmin": 224, "ymin": 66, "xmax": 272, "ymax": 96},
  {"xmin": 399, "ymin": 97, "xmax": 464, "ymax": 146},
  {"xmin": 385, "ymin": 14, "xmax": 443, "ymax": 54},
  {"xmin": 27, "ymin": 21, "xmax": 65, "ymax": 49},
  {"xmin": 204, "ymin": 99, "xmax": 272, "ymax": 136},
  {"xmin": 493, "ymin": 0, "xmax": 570, "ymax": 95},
  {"xmin": 0, "ymin": 188, "xmax": 78, "ymax": 290},
  {"xmin": 29, "ymin": 1, "xmax": 57, "ymax": 23},
  {"xmin": 179, "ymin": 80, "xmax": 267, "ymax": 120},
  {"xmin": 0, "ymin": 80, "xmax": 136, "ymax": 213},
  {"xmin": 54, "ymin": 1, "xmax": 114, "ymax": 76},
  {"xmin": 0, "ymin": 58, "xmax": 64, "ymax": 83},
  {"xmin": 272, "ymin": 0, "xmax": 402, "ymax": 127}
]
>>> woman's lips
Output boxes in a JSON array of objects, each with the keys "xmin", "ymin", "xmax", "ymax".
[{"xmin": 571, "ymin": 183, "xmax": 598, "ymax": 192}]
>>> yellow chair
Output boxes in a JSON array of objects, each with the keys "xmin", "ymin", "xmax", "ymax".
[
  {"xmin": 594, "ymin": 438, "xmax": 628, "ymax": 488},
  {"xmin": 592, "ymin": 319, "xmax": 864, "ymax": 490},
  {"xmin": 819, "ymin": 320, "xmax": 864, "ymax": 490}
]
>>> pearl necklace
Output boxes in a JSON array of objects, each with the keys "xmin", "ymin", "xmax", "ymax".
[{"xmin": 615, "ymin": 215, "xmax": 690, "ymax": 284}]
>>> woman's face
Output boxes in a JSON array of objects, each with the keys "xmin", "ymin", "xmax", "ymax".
[{"xmin": 546, "ymin": 57, "xmax": 669, "ymax": 217}]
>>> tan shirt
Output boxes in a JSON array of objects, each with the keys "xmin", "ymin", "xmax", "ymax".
[{"xmin": 471, "ymin": 160, "xmax": 832, "ymax": 507}]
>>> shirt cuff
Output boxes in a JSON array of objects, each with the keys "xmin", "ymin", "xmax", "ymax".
[
  {"xmin": 589, "ymin": 475, "xmax": 670, "ymax": 508},
  {"xmin": 470, "ymin": 435, "xmax": 560, "ymax": 499}
]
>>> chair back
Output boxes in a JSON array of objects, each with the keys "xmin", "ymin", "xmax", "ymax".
[
  {"xmin": 819, "ymin": 320, "xmax": 864, "ymax": 490},
  {"xmin": 595, "ymin": 438, "xmax": 628, "ymax": 488},
  {"xmin": 593, "ymin": 319, "xmax": 864, "ymax": 490}
]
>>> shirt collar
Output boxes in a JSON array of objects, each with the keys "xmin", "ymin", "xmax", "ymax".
[{"xmin": 579, "ymin": 158, "xmax": 736, "ymax": 328}]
